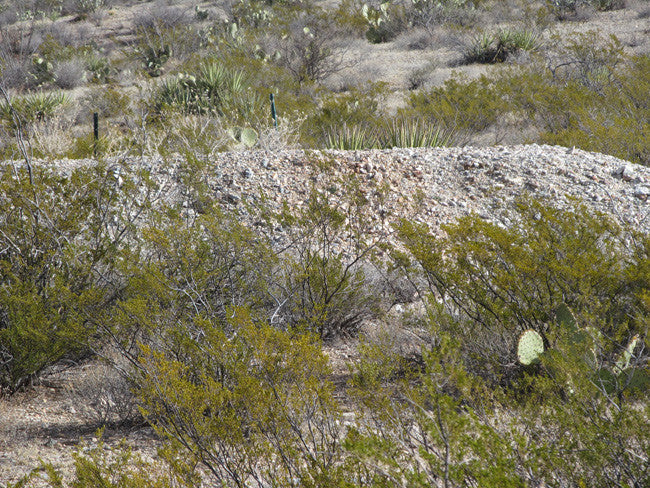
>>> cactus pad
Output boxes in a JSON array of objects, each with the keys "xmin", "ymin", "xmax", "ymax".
[
  {"xmin": 517, "ymin": 329, "xmax": 544, "ymax": 366},
  {"xmin": 613, "ymin": 334, "xmax": 640, "ymax": 375},
  {"xmin": 556, "ymin": 303, "xmax": 576, "ymax": 329},
  {"xmin": 240, "ymin": 128, "xmax": 258, "ymax": 148}
]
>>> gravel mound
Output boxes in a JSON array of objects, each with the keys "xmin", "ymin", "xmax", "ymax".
[{"xmin": 35, "ymin": 144, "xmax": 650, "ymax": 236}]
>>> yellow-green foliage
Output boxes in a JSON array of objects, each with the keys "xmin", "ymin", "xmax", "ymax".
[
  {"xmin": 404, "ymin": 75, "xmax": 504, "ymax": 143},
  {"xmin": 277, "ymin": 187, "xmax": 381, "ymax": 338},
  {"xmin": 347, "ymin": 333, "xmax": 525, "ymax": 488},
  {"xmin": 395, "ymin": 197, "xmax": 648, "ymax": 381},
  {"xmin": 3, "ymin": 170, "xmax": 648, "ymax": 487},
  {"xmin": 7, "ymin": 435, "xmax": 196, "ymax": 488},
  {"xmin": 0, "ymin": 162, "xmax": 147, "ymax": 392},
  {"xmin": 404, "ymin": 33, "xmax": 649, "ymax": 164},
  {"xmin": 137, "ymin": 311, "xmax": 345, "ymax": 487},
  {"xmin": 497, "ymin": 33, "xmax": 649, "ymax": 165}
]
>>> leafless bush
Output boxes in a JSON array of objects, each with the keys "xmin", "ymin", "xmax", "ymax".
[
  {"xmin": 71, "ymin": 361, "xmax": 139, "ymax": 426},
  {"xmin": 257, "ymin": 116, "xmax": 302, "ymax": 151},
  {"xmin": 637, "ymin": 5, "xmax": 650, "ymax": 18},
  {"xmin": 62, "ymin": 0, "xmax": 107, "ymax": 16},
  {"xmin": 0, "ymin": 57, "xmax": 31, "ymax": 89},
  {"xmin": 29, "ymin": 110, "xmax": 81, "ymax": 157},
  {"xmin": 407, "ymin": 61, "xmax": 438, "ymax": 90},
  {"xmin": 264, "ymin": 13, "xmax": 355, "ymax": 84},
  {"xmin": 134, "ymin": 2, "xmax": 191, "ymax": 31},
  {"xmin": 0, "ymin": 21, "xmax": 44, "ymax": 59},
  {"xmin": 53, "ymin": 58, "xmax": 86, "ymax": 89},
  {"xmin": 394, "ymin": 27, "xmax": 435, "ymax": 50},
  {"xmin": 44, "ymin": 20, "xmax": 93, "ymax": 49},
  {"xmin": 161, "ymin": 113, "xmax": 229, "ymax": 159}
]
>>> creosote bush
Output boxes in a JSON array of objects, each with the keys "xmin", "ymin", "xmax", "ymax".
[
  {"xmin": 3, "ymin": 159, "xmax": 648, "ymax": 487},
  {"xmin": 0, "ymin": 161, "xmax": 151, "ymax": 393},
  {"xmin": 394, "ymin": 197, "xmax": 649, "ymax": 385}
]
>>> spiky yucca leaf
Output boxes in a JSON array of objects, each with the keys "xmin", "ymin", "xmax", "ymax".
[{"xmin": 325, "ymin": 123, "xmax": 379, "ymax": 150}]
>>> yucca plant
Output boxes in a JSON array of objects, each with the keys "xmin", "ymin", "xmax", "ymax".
[
  {"xmin": 464, "ymin": 28, "xmax": 540, "ymax": 64},
  {"xmin": 463, "ymin": 32, "xmax": 496, "ymax": 64},
  {"xmin": 157, "ymin": 62, "xmax": 262, "ymax": 123},
  {"xmin": 496, "ymin": 28, "xmax": 541, "ymax": 55},
  {"xmin": 0, "ymin": 91, "xmax": 68, "ymax": 130},
  {"xmin": 379, "ymin": 117, "xmax": 455, "ymax": 148},
  {"xmin": 324, "ymin": 123, "xmax": 379, "ymax": 150}
]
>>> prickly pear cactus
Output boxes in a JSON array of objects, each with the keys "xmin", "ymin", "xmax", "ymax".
[
  {"xmin": 613, "ymin": 334, "xmax": 640, "ymax": 375},
  {"xmin": 556, "ymin": 303, "xmax": 576, "ymax": 329},
  {"xmin": 517, "ymin": 329, "xmax": 544, "ymax": 366},
  {"xmin": 240, "ymin": 128, "xmax": 258, "ymax": 148}
]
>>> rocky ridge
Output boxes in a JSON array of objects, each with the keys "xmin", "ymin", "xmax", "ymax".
[{"xmin": 45, "ymin": 144, "xmax": 650, "ymax": 236}]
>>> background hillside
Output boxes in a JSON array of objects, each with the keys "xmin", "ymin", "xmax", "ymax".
[{"xmin": 1, "ymin": 0, "xmax": 649, "ymax": 163}]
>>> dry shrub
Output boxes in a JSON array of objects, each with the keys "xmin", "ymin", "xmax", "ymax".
[
  {"xmin": 160, "ymin": 113, "xmax": 229, "ymax": 159},
  {"xmin": 257, "ymin": 116, "xmax": 302, "ymax": 151},
  {"xmin": 133, "ymin": 2, "xmax": 191, "ymax": 31},
  {"xmin": 0, "ymin": 57, "xmax": 31, "ymax": 89},
  {"xmin": 44, "ymin": 21, "xmax": 93, "ymax": 49},
  {"xmin": 71, "ymin": 360, "xmax": 139, "ymax": 426},
  {"xmin": 53, "ymin": 58, "xmax": 87, "ymax": 89},
  {"xmin": 30, "ymin": 115, "xmax": 76, "ymax": 158},
  {"xmin": 394, "ymin": 27, "xmax": 435, "ymax": 50}
]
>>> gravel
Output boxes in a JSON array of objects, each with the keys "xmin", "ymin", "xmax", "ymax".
[{"xmin": 28, "ymin": 143, "xmax": 650, "ymax": 237}]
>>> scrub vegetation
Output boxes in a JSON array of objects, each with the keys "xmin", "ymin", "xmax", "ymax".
[{"xmin": 0, "ymin": 0, "xmax": 648, "ymax": 486}]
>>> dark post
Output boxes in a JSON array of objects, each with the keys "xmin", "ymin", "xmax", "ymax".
[
  {"xmin": 269, "ymin": 93, "xmax": 277, "ymax": 128},
  {"xmin": 93, "ymin": 112, "xmax": 99, "ymax": 157}
]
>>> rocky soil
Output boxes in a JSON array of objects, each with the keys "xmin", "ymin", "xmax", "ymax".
[
  {"xmin": 45, "ymin": 144, "xmax": 650, "ymax": 235},
  {"xmin": 2, "ymin": 144, "xmax": 650, "ymax": 485}
]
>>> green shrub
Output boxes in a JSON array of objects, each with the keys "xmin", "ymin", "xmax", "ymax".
[
  {"xmin": 404, "ymin": 74, "xmax": 503, "ymax": 143},
  {"xmin": 347, "ymin": 333, "xmax": 526, "ymax": 488},
  {"xmin": 7, "ymin": 435, "xmax": 195, "ymax": 488},
  {"xmin": 72, "ymin": 0, "xmax": 106, "ymax": 15},
  {"xmin": 303, "ymin": 83, "xmax": 386, "ymax": 147},
  {"xmin": 395, "ymin": 198, "xmax": 648, "ymax": 383},
  {"xmin": 27, "ymin": 55, "xmax": 55, "ymax": 87},
  {"xmin": 277, "ymin": 178, "xmax": 391, "ymax": 338},
  {"xmin": 136, "ymin": 312, "xmax": 345, "ymax": 487},
  {"xmin": 0, "ymin": 163, "xmax": 146, "ymax": 393},
  {"xmin": 135, "ymin": 41, "xmax": 171, "ymax": 78},
  {"xmin": 498, "ymin": 51, "xmax": 649, "ymax": 165}
]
